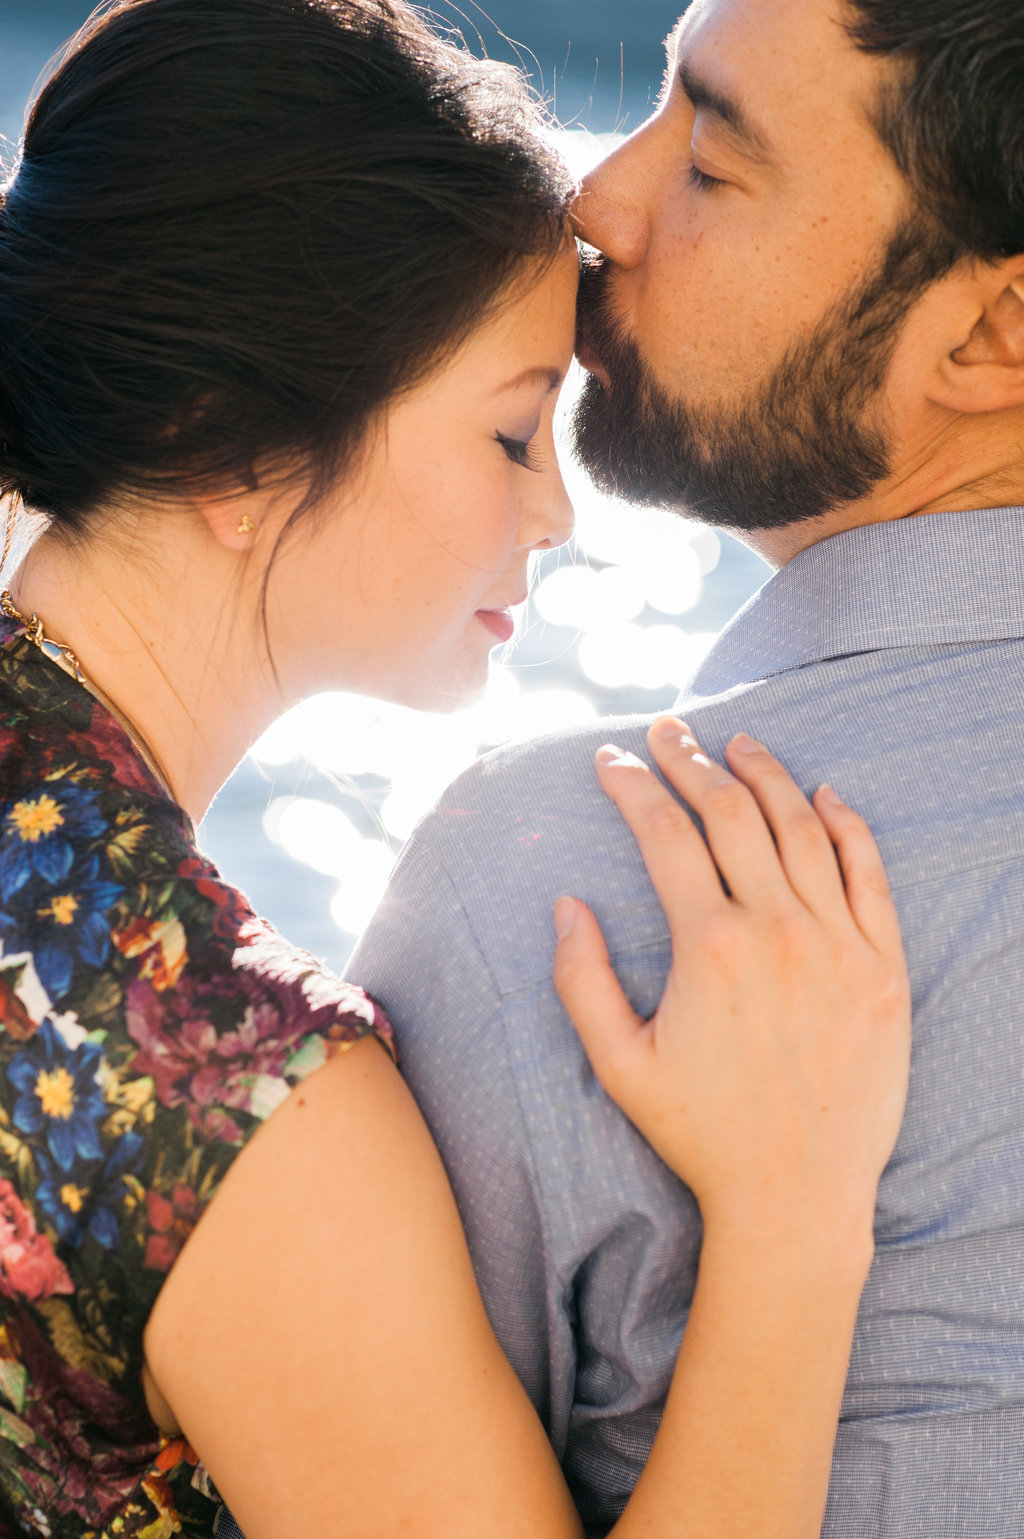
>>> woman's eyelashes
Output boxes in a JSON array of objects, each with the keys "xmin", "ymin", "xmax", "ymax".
[{"xmin": 496, "ymin": 431, "xmax": 543, "ymax": 473}]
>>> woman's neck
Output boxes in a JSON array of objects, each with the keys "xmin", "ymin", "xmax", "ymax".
[{"xmin": 10, "ymin": 507, "xmax": 283, "ymax": 824}]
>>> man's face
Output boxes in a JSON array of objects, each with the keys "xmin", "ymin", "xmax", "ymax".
[{"xmin": 572, "ymin": 0, "xmax": 937, "ymax": 532}]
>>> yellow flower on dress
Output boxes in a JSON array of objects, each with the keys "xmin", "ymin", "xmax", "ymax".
[
  {"xmin": 8, "ymin": 796, "xmax": 64, "ymax": 843},
  {"xmin": 38, "ymin": 893, "xmax": 80, "ymax": 927},
  {"xmin": 60, "ymin": 1182, "xmax": 86, "ymax": 1215},
  {"xmin": 35, "ymin": 1067, "xmax": 76, "ymax": 1121}
]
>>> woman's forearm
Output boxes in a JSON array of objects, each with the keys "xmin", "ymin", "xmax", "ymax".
[{"xmin": 612, "ymin": 1216, "xmax": 873, "ymax": 1539}]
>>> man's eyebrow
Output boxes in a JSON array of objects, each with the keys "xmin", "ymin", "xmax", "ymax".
[
  {"xmin": 676, "ymin": 54, "xmax": 773, "ymax": 165},
  {"xmin": 492, "ymin": 367, "xmax": 565, "ymax": 396}
]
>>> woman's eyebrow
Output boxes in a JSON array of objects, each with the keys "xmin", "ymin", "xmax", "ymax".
[{"xmin": 493, "ymin": 367, "xmax": 565, "ymax": 395}]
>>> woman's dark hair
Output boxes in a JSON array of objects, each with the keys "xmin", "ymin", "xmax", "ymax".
[
  {"xmin": 0, "ymin": 0, "xmax": 572, "ymax": 526},
  {"xmin": 846, "ymin": 0, "xmax": 1024, "ymax": 266}
]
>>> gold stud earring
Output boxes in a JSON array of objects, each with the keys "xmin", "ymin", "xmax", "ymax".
[{"xmin": 237, "ymin": 513, "xmax": 255, "ymax": 536}]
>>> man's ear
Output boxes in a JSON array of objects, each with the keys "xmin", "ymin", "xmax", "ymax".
[{"xmin": 935, "ymin": 260, "xmax": 1024, "ymax": 413}]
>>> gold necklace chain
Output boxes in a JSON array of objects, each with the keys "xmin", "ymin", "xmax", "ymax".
[
  {"xmin": 1, "ymin": 589, "xmax": 88, "ymax": 682},
  {"xmin": 1, "ymin": 587, "xmax": 177, "ymax": 802}
]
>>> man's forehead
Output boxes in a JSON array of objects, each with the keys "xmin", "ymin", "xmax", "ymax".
[
  {"xmin": 665, "ymin": 0, "xmax": 884, "ymax": 154},
  {"xmin": 668, "ymin": 0, "xmax": 844, "ymax": 49},
  {"xmin": 668, "ymin": 6, "xmax": 774, "ymax": 165}
]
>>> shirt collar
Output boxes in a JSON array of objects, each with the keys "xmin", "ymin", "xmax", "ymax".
[{"xmin": 683, "ymin": 508, "xmax": 1024, "ymax": 700}]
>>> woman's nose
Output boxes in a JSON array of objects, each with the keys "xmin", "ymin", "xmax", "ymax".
[
  {"xmin": 572, "ymin": 120, "xmax": 658, "ymax": 270},
  {"xmin": 522, "ymin": 460, "xmax": 574, "ymax": 555}
]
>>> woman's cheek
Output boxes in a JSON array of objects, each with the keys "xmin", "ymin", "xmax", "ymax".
[{"xmin": 458, "ymin": 482, "xmax": 519, "ymax": 568}]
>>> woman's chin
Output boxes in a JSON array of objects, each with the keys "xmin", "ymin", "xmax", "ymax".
[
  {"xmin": 377, "ymin": 653, "xmax": 491, "ymax": 716},
  {"xmin": 411, "ymin": 673, "xmax": 489, "ymax": 716}
]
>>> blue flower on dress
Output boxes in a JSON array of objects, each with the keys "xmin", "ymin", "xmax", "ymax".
[
  {"xmin": 7, "ymin": 1020, "xmax": 107, "ymax": 1171},
  {"xmin": 35, "ymin": 1131, "xmax": 146, "ymax": 1250},
  {"xmin": 0, "ymin": 784, "xmax": 106, "ymax": 901},
  {"xmin": 0, "ymin": 851, "xmax": 124, "ymax": 1001}
]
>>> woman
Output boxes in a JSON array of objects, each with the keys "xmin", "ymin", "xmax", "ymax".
[{"xmin": 0, "ymin": 0, "xmax": 910, "ymax": 1534}]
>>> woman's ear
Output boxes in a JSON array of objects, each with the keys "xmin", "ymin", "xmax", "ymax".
[
  {"xmin": 937, "ymin": 261, "xmax": 1024, "ymax": 413},
  {"xmin": 195, "ymin": 493, "xmax": 261, "ymax": 552}
]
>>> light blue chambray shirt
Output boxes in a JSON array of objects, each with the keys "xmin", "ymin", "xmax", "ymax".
[{"xmin": 347, "ymin": 509, "xmax": 1024, "ymax": 1537}]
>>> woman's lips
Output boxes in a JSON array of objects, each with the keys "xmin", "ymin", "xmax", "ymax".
[{"xmin": 476, "ymin": 607, "xmax": 517, "ymax": 644}]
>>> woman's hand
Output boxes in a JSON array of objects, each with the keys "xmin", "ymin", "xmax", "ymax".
[{"xmin": 553, "ymin": 718, "xmax": 911, "ymax": 1248}]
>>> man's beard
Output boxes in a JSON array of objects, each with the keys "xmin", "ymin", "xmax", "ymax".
[{"xmin": 572, "ymin": 221, "xmax": 952, "ymax": 532}]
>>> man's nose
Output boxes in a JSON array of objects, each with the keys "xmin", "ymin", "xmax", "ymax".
[{"xmin": 572, "ymin": 122, "xmax": 657, "ymax": 270}]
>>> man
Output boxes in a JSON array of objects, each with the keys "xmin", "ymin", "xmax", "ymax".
[{"xmin": 348, "ymin": 0, "xmax": 1024, "ymax": 1532}]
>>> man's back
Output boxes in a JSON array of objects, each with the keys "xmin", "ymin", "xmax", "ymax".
[{"xmin": 348, "ymin": 511, "xmax": 1024, "ymax": 1536}]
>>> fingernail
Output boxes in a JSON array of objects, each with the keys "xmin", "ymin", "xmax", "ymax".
[
  {"xmin": 654, "ymin": 716, "xmax": 688, "ymax": 741},
  {"xmin": 554, "ymin": 897, "xmax": 576, "ymax": 939},
  {"xmin": 731, "ymin": 733, "xmax": 767, "ymax": 755},
  {"xmin": 597, "ymin": 744, "xmax": 644, "ymax": 768},
  {"xmin": 818, "ymin": 783, "xmax": 844, "ymax": 807}
]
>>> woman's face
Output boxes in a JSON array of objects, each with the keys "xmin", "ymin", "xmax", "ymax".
[{"xmin": 269, "ymin": 247, "xmax": 579, "ymax": 711}]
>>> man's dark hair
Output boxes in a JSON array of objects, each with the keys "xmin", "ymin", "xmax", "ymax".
[
  {"xmin": 847, "ymin": 0, "xmax": 1024, "ymax": 263},
  {"xmin": 0, "ymin": 0, "xmax": 571, "ymax": 527}
]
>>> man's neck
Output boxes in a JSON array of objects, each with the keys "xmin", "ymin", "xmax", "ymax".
[{"xmin": 740, "ymin": 411, "xmax": 1024, "ymax": 569}]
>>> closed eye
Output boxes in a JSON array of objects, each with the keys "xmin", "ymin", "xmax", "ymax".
[
  {"xmin": 496, "ymin": 432, "xmax": 543, "ymax": 473},
  {"xmin": 688, "ymin": 163, "xmax": 726, "ymax": 192}
]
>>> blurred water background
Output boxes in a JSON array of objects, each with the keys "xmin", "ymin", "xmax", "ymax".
[{"xmin": 0, "ymin": 0, "xmax": 769, "ymax": 970}]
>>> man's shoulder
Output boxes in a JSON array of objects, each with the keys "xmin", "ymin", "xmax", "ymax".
[
  {"xmin": 436, "ymin": 712, "xmax": 649, "ymax": 836},
  {"xmin": 406, "ymin": 713, "xmax": 668, "ymax": 999}
]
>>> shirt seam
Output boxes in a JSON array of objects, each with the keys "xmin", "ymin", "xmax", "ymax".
[
  {"xmin": 695, "ymin": 630, "xmax": 1024, "ymax": 692},
  {"xmin": 467, "ymin": 847, "xmax": 1024, "ymax": 1013}
]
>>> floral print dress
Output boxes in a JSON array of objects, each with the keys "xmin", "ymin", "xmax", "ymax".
[{"xmin": 0, "ymin": 614, "xmax": 394, "ymax": 1536}]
